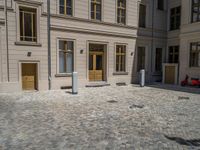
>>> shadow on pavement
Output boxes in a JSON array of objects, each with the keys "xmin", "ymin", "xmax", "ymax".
[
  {"xmin": 145, "ymin": 83, "xmax": 200, "ymax": 95},
  {"xmin": 164, "ymin": 135, "xmax": 200, "ymax": 147}
]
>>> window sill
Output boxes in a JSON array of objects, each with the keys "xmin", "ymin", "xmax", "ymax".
[
  {"xmin": 157, "ymin": 8, "xmax": 165, "ymax": 12},
  {"xmin": 15, "ymin": 41, "xmax": 42, "ymax": 47},
  {"xmin": 113, "ymin": 72, "xmax": 129, "ymax": 75},
  {"xmin": 55, "ymin": 74, "xmax": 72, "ymax": 77},
  {"xmin": 189, "ymin": 67, "xmax": 200, "ymax": 70},
  {"xmin": 191, "ymin": 21, "xmax": 200, "ymax": 24}
]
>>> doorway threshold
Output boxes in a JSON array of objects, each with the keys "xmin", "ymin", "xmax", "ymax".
[{"xmin": 86, "ymin": 81, "xmax": 110, "ymax": 88}]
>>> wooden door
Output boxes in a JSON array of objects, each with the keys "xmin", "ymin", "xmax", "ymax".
[
  {"xmin": 165, "ymin": 66, "xmax": 175, "ymax": 84},
  {"xmin": 22, "ymin": 63, "xmax": 37, "ymax": 90},
  {"xmin": 89, "ymin": 52, "xmax": 104, "ymax": 81}
]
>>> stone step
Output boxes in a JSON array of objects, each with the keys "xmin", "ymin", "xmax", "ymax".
[{"xmin": 85, "ymin": 82, "xmax": 110, "ymax": 88}]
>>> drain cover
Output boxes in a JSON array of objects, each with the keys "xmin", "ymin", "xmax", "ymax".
[
  {"xmin": 129, "ymin": 104, "xmax": 144, "ymax": 109},
  {"xmin": 107, "ymin": 100, "xmax": 118, "ymax": 103}
]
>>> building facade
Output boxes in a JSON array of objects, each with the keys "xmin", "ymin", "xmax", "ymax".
[{"xmin": 0, "ymin": 0, "xmax": 199, "ymax": 92}]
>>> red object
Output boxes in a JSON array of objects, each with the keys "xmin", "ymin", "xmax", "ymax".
[
  {"xmin": 191, "ymin": 79, "xmax": 200, "ymax": 86},
  {"xmin": 181, "ymin": 75, "xmax": 189, "ymax": 86}
]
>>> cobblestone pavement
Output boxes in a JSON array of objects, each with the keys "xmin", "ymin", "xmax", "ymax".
[{"xmin": 0, "ymin": 85, "xmax": 200, "ymax": 150}]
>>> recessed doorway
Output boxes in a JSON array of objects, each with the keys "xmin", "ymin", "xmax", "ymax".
[
  {"xmin": 89, "ymin": 43, "xmax": 107, "ymax": 82},
  {"xmin": 21, "ymin": 63, "xmax": 38, "ymax": 90}
]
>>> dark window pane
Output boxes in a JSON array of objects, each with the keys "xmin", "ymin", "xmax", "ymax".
[
  {"xmin": 67, "ymin": 0, "xmax": 72, "ymax": 7},
  {"xmin": 190, "ymin": 42, "xmax": 200, "ymax": 67},
  {"xmin": 59, "ymin": 51, "xmax": 65, "ymax": 73},
  {"xmin": 191, "ymin": 0, "xmax": 200, "ymax": 22},
  {"xmin": 67, "ymin": 41, "xmax": 74, "ymax": 51},
  {"xmin": 59, "ymin": 6, "xmax": 64, "ymax": 14},
  {"xmin": 170, "ymin": 6, "xmax": 181, "ymax": 30},
  {"xmin": 168, "ymin": 46, "xmax": 179, "ymax": 63},
  {"xmin": 59, "ymin": 41, "xmax": 65, "ymax": 50},
  {"xmin": 67, "ymin": 7, "xmax": 72, "ymax": 15},
  {"xmin": 139, "ymin": 4, "xmax": 146, "ymax": 27},
  {"xmin": 89, "ymin": 55, "xmax": 93, "ymax": 70},
  {"xmin": 60, "ymin": 0, "xmax": 64, "ymax": 5},
  {"xmin": 96, "ymin": 55, "xmax": 103, "ymax": 70},
  {"xmin": 158, "ymin": 0, "xmax": 164, "ymax": 10},
  {"xmin": 96, "ymin": 12, "xmax": 101, "ymax": 20}
]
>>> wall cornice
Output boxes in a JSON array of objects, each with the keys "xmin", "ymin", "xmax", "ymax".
[
  {"xmin": 51, "ymin": 25, "xmax": 137, "ymax": 39},
  {"xmin": 14, "ymin": 0, "xmax": 43, "ymax": 6},
  {"xmin": 42, "ymin": 13, "xmax": 138, "ymax": 30}
]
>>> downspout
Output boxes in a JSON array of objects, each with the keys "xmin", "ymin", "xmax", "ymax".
[
  {"xmin": 151, "ymin": 0, "xmax": 155, "ymax": 76},
  {"xmin": 5, "ymin": 0, "xmax": 9, "ymax": 82},
  {"xmin": 47, "ymin": 0, "xmax": 51, "ymax": 90}
]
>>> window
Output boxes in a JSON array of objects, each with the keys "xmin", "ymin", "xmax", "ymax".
[
  {"xmin": 155, "ymin": 48, "xmax": 163, "ymax": 72},
  {"xmin": 59, "ymin": 40, "xmax": 74, "ymax": 73},
  {"xmin": 116, "ymin": 45, "xmax": 126, "ymax": 72},
  {"xmin": 59, "ymin": 0, "xmax": 73, "ymax": 16},
  {"xmin": 117, "ymin": 0, "xmax": 126, "ymax": 24},
  {"xmin": 157, "ymin": 0, "xmax": 164, "ymax": 10},
  {"xmin": 170, "ymin": 6, "xmax": 181, "ymax": 30},
  {"xmin": 190, "ymin": 42, "xmax": 200, "ymax": 67},
  {"xmin": 168, "ymin": 46, "xmax": 179, "ymax": 63},
  {"xmin": 191, "ymin": 0, "xmax": 200, "ymax": 23},
  {"xmin": 137, "ymin": 47, "xmax": 145, "ymax": 71},
  {"xmin": 139, "ymin": 4, "xmax": 146, "ymax": 28},
  {"xmin": 91, "ymin": 0, "xmax": 102, "ymax": 20},
  {"xmin": 19, "ymin": 7, "xmax": 37, "ymax": 42}
]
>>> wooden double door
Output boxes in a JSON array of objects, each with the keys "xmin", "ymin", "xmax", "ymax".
[
  {"xmin": 165, "ymin": 66, "xmax": 175, "ymax": 84},
  {"xmin": 22, "ymin": 63, "xmax": 38, "ymax": 90},
  {"xmin": 89, "ymin": 51, "xmax": 104, "ymax": 81}
]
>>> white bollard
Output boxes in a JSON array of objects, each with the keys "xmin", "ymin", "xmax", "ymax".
[
  {"xmin": 140, "ymin": 69, "xmax": 145, "ymax": 87},
  {"xmin": 72, "ymin": 72, "xmax": 78, "ymax": 94}
]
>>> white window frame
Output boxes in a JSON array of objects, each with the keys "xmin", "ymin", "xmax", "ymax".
[
  {"xmin": 89, "ymin": 0, "xmax": 104, "ymax": 21},
  {"xmin": 114, "ymin": 43, "xmax": 128, "ymax": 73},
  {"xmin": 58, "ymin": 0, "xmax": 74, "ymax": 16},
  {"xmin": 16, "ymin": 3, "xmax": 40, "ymax": 44},
  {"xmin": 116, "ymin": 0, "xmax": 127, "ymax": 25},
  {"xmin": 56, "ymin": 38, "xmax": 76, "ymax": 75}
]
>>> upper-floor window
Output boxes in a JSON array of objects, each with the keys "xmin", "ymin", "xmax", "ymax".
[
  {"xmin": 157, "ymin": 0, "xmax": 164, "ymax": 10},
  {"xmin": 191, "ymin": 0, "xmax": 200, "ymax": 23},
  {"xmin": 168, "ymin": 46, "xmax": 179, "ymax": 63},
  {"xmin": 170, "ymin": 6, "xmax": 181, "ymax": 30},
  {"xmin": 139, "ymin": 4, "xmax": 146, "ymax": 28},
  {"xmin": 59, "ymin": 0, "xmax": 73, "ymax": 16},
  {"xmin": 116, "ymin": 45, "xmax": 126, "ymax": 72},
  {"xmin": 190, "ymin": 42, "xmax": 200, "ymax": 67},
  {"xmin": 19, "ymin": 7, "xmax": 37, "ymax": 42},
  {"xmin": 91, "ymin": 0, "xmax": 102, "ymax": 21},
  {"xmin": 59, "ymin": 40, "xmax": 74, "ymax": 73},
  {"xmin": 117, "ymin": 0, "xmax": 126, "ymax": 24}
]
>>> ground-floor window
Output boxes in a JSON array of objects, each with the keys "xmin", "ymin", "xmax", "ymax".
[
  {"xmin": 58, "ymin": 40, "xmax": 74, "ymax": 73},
  {"xmin": 116, "ymin": 45, "xmax": 126, "ymax": 72},
  {"xmin": 155, "ymin": 48, "xmax": 163, "ymax": 72},
  {"xmin": 190, "ymin": 42, "xmax": 200, "ymax": 67},
  {"xmin": 168, "ymin": 46, "xmax": 179, "ymax": 63},
  {"xmin": 137, "ymin": 47, "xmax": 145, "ymax": 71}
]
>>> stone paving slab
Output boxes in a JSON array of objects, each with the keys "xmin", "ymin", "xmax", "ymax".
[{"xmin": 0, "ymin": 85, "xmax": 200, "ymax": 150}]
